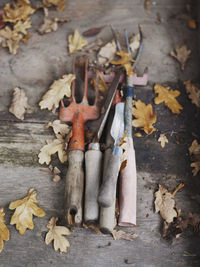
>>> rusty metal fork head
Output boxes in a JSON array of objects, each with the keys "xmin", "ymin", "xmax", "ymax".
[{"xmin": 59, "ymin": 56, "xmax": 100, "ymax": 151}]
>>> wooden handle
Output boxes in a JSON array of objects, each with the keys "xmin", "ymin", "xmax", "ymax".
[
  {"xmin": 64, "ymin": 150, "xmax": 84, "ymax": 225},
  {"xmin": 84, "ymin": 148, "xmax": 102, "ymax": 222},
  {"xmin": 98, "ymin": 153, "xmax": 121, "ymax": 207},
  {"xmin": 119, "ymin": 137, "xmax": 137, "ymax": 226}
]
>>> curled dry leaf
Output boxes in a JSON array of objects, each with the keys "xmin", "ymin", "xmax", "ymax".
[
  {"xmin": 0, "ymin": 208, "xmax": 9, "ymax": 253},
  {"xmin": 98, "ymin": 40, "xmax": 117, "ymax": 66},
  {"xmin": 82, "ymin": 26, "xmax": 103, "ymax": 37},
  {"xmin": 158, "ymin": 134, "xmax": 168, "ymax": 148},
  {"xmin": 9, "ymin": 188, "xmax": 45, "ymax": 235},
  {"xmin": 154, "ymin": 184, "xmax": 184, "ymax": 223},
  {"xmin": 39, "ymin": 74, "xmax": 75, "ymax": 110},
  {"xmin": 132, "ymin": 100, "xmax": 157, "ymax": 135},
  {"xmin": 111, "ymin": 50, "xmax": 134, "ymax": 76},
  {"xmin": 3, "ymin": 0, "xmax": 35, "ymax": 23},
  {"xmin": 9, "ymin": 87, "xmax": 28, "ymax": 120},
  {"xmin": 170, "ymin": 45, "xmax": 191, "ymax": 71},
  {"xmin": 45, "ymin": 217, "xmax": 70, "ymax": 253},
  {"xmin": 184, "ymin": 81, "xmax": 200, "ymax": 108},
  {"xmin": 189, "ymin": 140, "xmax": 200, "ymax": 176},
  {"xmin": 112, "ymin": 230, "xmax": 138, "ymax": 241},
  {"xmin": 43, "ymin": 0, "xmax": 66, "ymax": 12},
  {"xmin": 38, "ymin": 136, "xmax": 67, "ymax": 165},
  {"xmin": 154, "ymin": 84, "xmax": 183, "ymax": 114},
  {"xmin": 46, "ymin": 120, "xmax": 71, "ymax": 137},
  {"xmin": 68, "ymin": 29, "xmax": 88, "ymax": 55}
]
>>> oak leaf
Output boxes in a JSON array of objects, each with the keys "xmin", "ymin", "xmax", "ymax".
[
  {"xmin": 154, "ymin": 84, "xmax": 183, "ymax": 114},
  {"xmin": 3, "ymin": 0, "xmax": 35, "ymax": 23},
  {"xmin": 158, "ymin": 134, "xmax": 168, "ymax": 148},
  {"xmin": 45, "ymin": 217, "xmax": 70, "ymax": 253},
  {"xmin": 111, "ymin": 50, "xmax": 134, "ymax": 76},
  {"xmin": 46, "ymin": 120, "xmax": 71, "ymax": 137},
  {"xmin": 132, "ymin": 100, "xmax": 157, "ymax": 135},
  {"xmin": 154, "ymin": 184, "xmax": 184, "ymax": 223},
  {"xmin": 38, "ymin": 137, "xmax": 67, "ymax": 165},
  {"xmin": 39, "ymin": 74, "xmax": 75, "ymax": 110},
  {"xmin": 9, "ymin": 87, "xmax": 28, "ymax": 120},
  {"xmin": 189, "ymin": 140, "xmax": 200, "ymax": 176},
  {"xmin": 68, "ymin": 29, "xmax": 88, "ymax": 55},
  {"xmin": 170, "ymin": 45, "xmax": 191, "ymax": 71},
  {"xmin": 0, "ymin": 208, "xmax": 9, "ymax": 253},
  {"xmin": 9, "ymin": 189, "xmax": 46, "ymax": 235},
  {"xmin": 184, "ymin": 81, "xmax": 200, "ymax": 108},
  {"xmin": 98, "ymin": 40, "xmax": 117, "ymax": 66},
  {"xmin": 0, "ymin": 26, "xmax": 23, "ymax": 54},
  {"xmin": 42, "ymin": 0, "xmax": 66, "ymax": 12},
  {"xmin": 112, "ymin": 230, "xmax": 138, "ymax": 241}
]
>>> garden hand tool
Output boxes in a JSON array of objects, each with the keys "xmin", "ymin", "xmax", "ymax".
[
  {"xmin": 84, "ymin": 70, "xmax": 122, "ymax": 223},
  {"xmin": 59, "ymin": 57, "xmax": 99, "ymax": 225}
]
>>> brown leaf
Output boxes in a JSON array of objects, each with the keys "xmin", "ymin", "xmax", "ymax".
[
  {"xmin": 158, "ymin": 134, "xmax": 168, "ymax": 148},
  {"xmin": 184, "ymin": 81, "xmax": 200, "ymax": 108},
  {"xmin": 9, "ymin": 189, "xmax": 46, "ymax": 235},
  {"xmin": 170, "ymin": 45, "xmax": 191, "ymax": 71},
  {"xmin": 9, "ymin": 87, "xmax": 28, "ymax": 120},
  {"xmin": 188, "ymin": 18, "xmax": 196, "ymax": 30},
  {"xmin": 154, "ymin": 84, "xmax": 183, "ymax": 114},
  {"xmin": 112, "ymin": 230, "xmax": 138, "ymax": 241},
  {"xmin": 91, "ymin": 72, "xmax": 109, "ymax": 94},
  {"xmin": 98, "ymin": 40, "xmax": 117, "ymax": 66},
  {"xmin": 82, "ymin": 27, "xmax": 103, "ymax": 37},
  {"xmin": 0, "ymin": 208, "xmax": 9, "ymax": 253},
  {"xmin": 68, "ymin": 29, "xmax": 88, "ymax": 55},
  {"xmin": 111, "ymin": 50, "xmax": 134, "ymax": 76},
  {"xmin": 132, "ymin": 100, "xmax": 157, "ymax": 135},
  {"xmin": 82, "ymin": 222, "xmax": 101, "ymax": 234},
  {"xmin": 45, "ymin": 217, "xmax": 70, "ymax": 253},
  {"xmin": 154, "ymin": 184, "xmax": 184, "ymax": 223},
  {"xmin": 189, "ymin": 140, "xmax": 200, "ymax": 176}
]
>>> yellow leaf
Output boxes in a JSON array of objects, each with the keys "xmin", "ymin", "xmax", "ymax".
[
  {"xmin": 90, "ymin": 73, "xmax": 109, "ymax": 94},
  {"xmin": 154, "ymin": 84, "xmax": 183, "ymax": 114},
  {"xmin": 39, "ymin": 74, "xmax": 75, "ymax": 110},
  {"xmin": 38, "ymin": 137, "xmax": 67, "ymax": 165},
  {"xmin": 45, "ymin": 217, "xmax": 70, "ymax": 253},
  {"xmin": 9, "ymin": 189, "xmax": 45, "ymax": 235},
  {"xmin": 46, "ymin": 120, "xmax": 71, "ymax": 137},
  {"xmin": 189, "ymin": 140, "xmax": 200, "ymax": 176},
  {"xmin": 68, "ymin": 29, "xmax": 88, "ymax": 55},
  {"xmin": 98, "ymin": 40, "xmax": 117, "ymax": 66},
  {"xmin": 111, "ymin": 50, "xmax": 134, "ymax": 76},
  {"xmin": 154, "ymin": 184, "xmax": 184, "ymax": 223},
  {"xmin": 42, "ymin": 0, "xmax": 66, "ymax": 11},
  {"xmin": 158, "ymin": 134, "xmax": 168, "ymax": 148},
  {"xmin": 3, "ymin": 0, "xmax": 35, "ymax": 23},
  {"xmin": 132, "ymin": 100, "xmax": 157, "ymax": 135},
  {"xmin": 9, "ymin": 87, "xmax": 28, "ymax": 120},
  {"xmin": 170, "ymin": 45, "xmax": 191, "ymax": 71},
  {"xmin": 0, "ymin": 208, "xmax": 9, "ymax": 253},
  {"xmin": 184, "ymin": 81, "xmax": 200, "ymax": 108}
]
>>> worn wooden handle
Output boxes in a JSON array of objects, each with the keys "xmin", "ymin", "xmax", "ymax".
[
  {"xmin": 98, "ymin": 153, "xmax": 121, "ymax": 207},
  {"xmin": 65, "ymin": 150, "xmax": 84, "ymax": 225},
  {"xmin": 119, "ymin": 137, "xmax": 137, "ymax": 226},
  {"xmin": 84, "ymin": 148, "xmax": 102, "ymax": 222}
]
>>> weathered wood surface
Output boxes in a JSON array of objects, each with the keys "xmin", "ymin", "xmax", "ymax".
[{"xmin": 0, "ymin": 0, "xmax": 200, "ymax": 266}]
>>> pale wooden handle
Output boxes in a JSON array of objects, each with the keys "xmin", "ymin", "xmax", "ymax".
[
  {"xmin": 119, "ymin": 137, "xmax": 137, "ymax": 226},
  {"xmin": 84, "ymin": 149, "xmax": 102, "ymax": 222},
  {"xmin": 65, "ymin": 150, "xmax": 84, "ymax": 225}
]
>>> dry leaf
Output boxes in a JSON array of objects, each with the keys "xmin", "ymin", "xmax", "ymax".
[
  {"xmin": 45, "ymin": 217, "xmax": 70, "ymax": 253},
  {"xmin": 118, "ymin": 132, "xmax": 128, "ymax": 171},
  {"xmin": 144, "ymin": 0, "xmax": 151, "ymax": 9},
  {"xmin": 3, "ymin": 0, "xmax": 35, "ymax": 23},
  {"xmin": 158, "ymin": 134, "xmax": 168, "ymax": 148},
  {"xmin": 84, "ymin": 38, "xmax": 104, "ymax": 53},
  {"xmin": 91, "ymin": 73, "xmax": 109, "ymax": 94},
  {"xmin": 134, "ymin": 132, "xmax": 142, "ymax": 137},
  {"xmin": 188, "ymin": 19, "xmax": 196, "ymax": 30},
  {"xmin": 129, "ymin": 33, "xmax": 140, "ymax": 55},
  {"xmin": 111, "ymin": 50, "xmax": 134, "ymax": 76},
  {"xmin": 43, "ymin": 0, "xmax": 66, "ymax": 11},
  {"xmin": 9, "ymin": 87, "xmax": 28, "ymax": 120},
  {"xmin": 38, "ymin": 137, "xmax": 67, "ymax": 165},
  {"xmin": 39, "ymin": 74, "xmax": 75, "ymax": 110},
  {"xmin": 82, "ymin": 222, "xmax": 101, "ymax": 234},
  {"xmin": 184, "ymin": 81, "xmax": 200, "ymax": 108},
  {"xmin": 132, "ymin": 100, "xmax": 157, "ymax": 135},
  {"xmin": 82, "ymin": 27, "xmax": 103, "ymax": 37},
  {"xmin": 68, "ymin": 29, "xmax": 88, "ymax": 55},
  {"xmin": 98, "ymin": 40, "xmax": 117, "ymax": 66},
  {"xmin": 46, "ymin": 120, "xmax": 71, "ymax": 137},
  {"xmin": 170, "ymin": 45, "xmax": 191, "ymax": 71},
  {"xmin": 189, "ymin": 140, "xmax": 200, "ymax": 176},
  {"xmin": 9, "ymin": 189, "xmax": 45, "ymax": 235},
  {"xmin": 0, "ymin": 208, "xmax": 9, "ymax": 253},
  {"xmin": 112, "ymin": 230, "xmax": 138, "ymax": 241},
  {"xmin": 154, "ymin": 84, "xmax": 183, "ymax": 114},
  {"xmin": 154, "ymin": 184, "xmax": 184, "ymax": 223},
  {"xmin": 14, "ymin": 19, "xmax": 31, "ymax": 35},
  {"xmin": 0, "ymin": 26, "xmax": 23, "ymax": 54}
]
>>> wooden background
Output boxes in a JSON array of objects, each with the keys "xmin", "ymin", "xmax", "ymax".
[{"xmin": 0, "ymin": 0, "xmax": 200, "ymax": 266}]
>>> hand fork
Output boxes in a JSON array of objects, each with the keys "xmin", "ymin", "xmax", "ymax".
[{"xmin": 59, "ymin": 57, "xmax": 99, "ymax": 225}]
